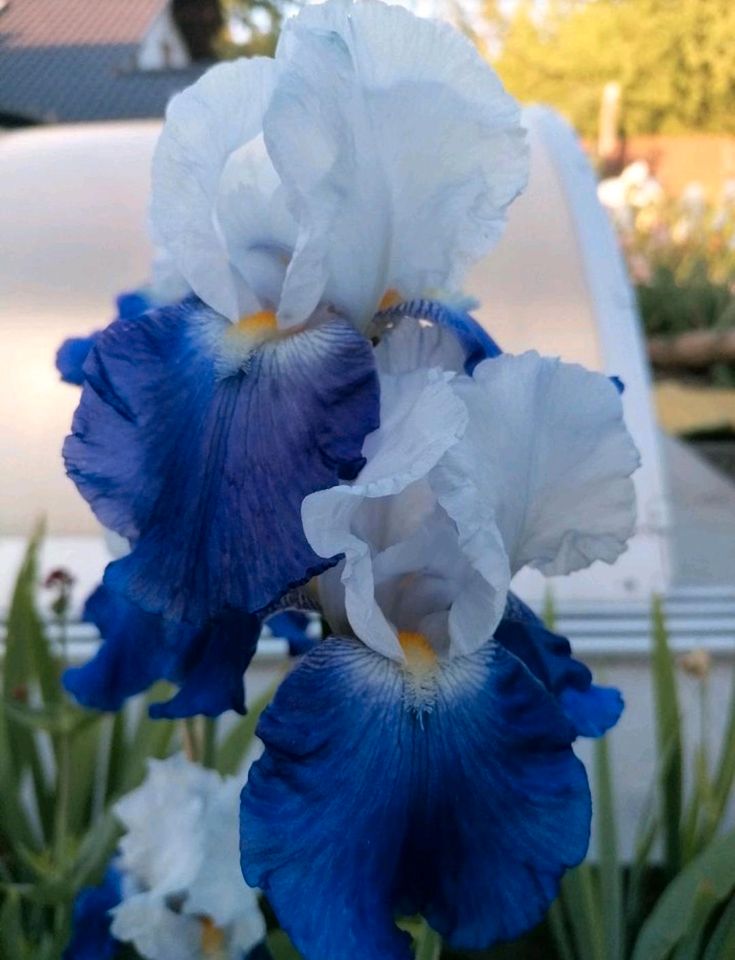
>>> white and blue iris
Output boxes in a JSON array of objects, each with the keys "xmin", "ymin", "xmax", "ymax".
[
  {"xmin": 59, "ymin": 0, "xmax": 640, "ymax": 952},
  {"xmin": 239, "ymin": 319, "xmax": 639, "ymax": 958},
  {"xmin": 62, "ymin": 0, "xmax": 527, "ymax": 712}
]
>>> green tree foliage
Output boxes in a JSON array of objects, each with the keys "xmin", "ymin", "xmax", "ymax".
[
  {"xmin": 488, "ymin": 0, "xmax": 735, "ymax": 136},
  {"xmin": 217, "ymin": 0, "xmax": 296, "ymax": 58}
]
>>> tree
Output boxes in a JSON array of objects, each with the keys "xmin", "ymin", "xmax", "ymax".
[{"xmin": 486, "ymin": 0, "xmax": 735, "ymax": 136}]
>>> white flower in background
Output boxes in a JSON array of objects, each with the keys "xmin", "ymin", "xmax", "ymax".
[
  {"xmin": 110, "ymin": 755, "xmax": 264, "ymax": 960},
  {"xmin": 598, "ymin": 160, "xmax": 664, "ymax": 233},
  {"xmin": 680, "ymin": 181, "xmax": 706, "ymax": 219},
  {"xmin": 151, "ymin": 0, "xmax": 528, "ymax": 329}
]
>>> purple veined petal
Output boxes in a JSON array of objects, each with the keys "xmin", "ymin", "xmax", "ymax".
[{"xmin": 64, "ymin": 298, "xmax": 379, "ymax": 625}]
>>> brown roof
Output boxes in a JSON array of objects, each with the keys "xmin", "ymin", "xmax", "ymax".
[
  {"xmin": 0, "ymin": 0, "xmax": 165, "ymax": 47},
  {"xmin": 0, "ymin": 0, "xmax": 211, "ymax": 123}
]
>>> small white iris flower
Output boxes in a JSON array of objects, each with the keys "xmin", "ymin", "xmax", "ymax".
[{"xmin": 111, "ymin": 756, "xmax": 265, "ymax": 960}]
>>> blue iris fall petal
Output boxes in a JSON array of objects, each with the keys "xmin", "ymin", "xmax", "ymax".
[
  {"xmin": 63, "ymin": 865, "xmax": 122, "ymax": 960},
  {"xmin": 148, "ymin": 606, "xmax": 259, "ymax": 720},
  {"xmin": 115, "ymin": 289, "xmax": 152, "ymax": 320},
  {"xmin": 63, "ymin": 298, "xmax": 380, "ymax": 624},
  {"xmin": 375, "ymin": 298, "xmax": 501, "ymax": 372},
  {"xmin": 241, "ymin": 638, "xmax": 591, "ymax": 960},
  {"xmin": 56, "ymin": 335, "xmax": 98, "ymax": 386},
  {"xmin": 56, "ymin": 291, "xmax": 153, "ymax": 386},
  {"xmin": 265, "ymin": 610, "xmax": 319, "ymax": 656},
  {"xmin": 496, "ymin": 593, "xmax": 624, "ymax": 738},
  {"xmin": 63, "ymin": 584, "xmax": 259, "ymax": 718}
]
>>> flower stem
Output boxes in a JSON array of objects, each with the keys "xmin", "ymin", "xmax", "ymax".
[
  {"xmin": 415, "ymin": 922, "xmax": 442, "ymax": 960},
  {"xmin": 202, "ymin": 716, "xmax": 218, "ymax": 769}
]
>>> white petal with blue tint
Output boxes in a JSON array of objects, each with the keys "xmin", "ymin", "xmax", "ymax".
[
  {"xmin": 113, "ymin": 756, "xmax": 265, "ymax": 959},
  {"xmin": 303, "ymin": 367, "xmax": 468, "ymax": 660},
  {"xmin": 151, "ymin": 57, "xmax": 288, "ymax": 321},
  {"xmin": 151, "ymin": 0, "xmax": 527, "ymax": 328},
  {"xmin": 374, "ymin": 316, "xmax": 467, "ymax": 375},
  {"xmin": 112, "ymin": 893, "xmax": 203, "ymax": 960},
  {"xmin": 271, "ymin": 0, "xmax": 528, "ymax": 327},
  {"xmin": 115, "ymin": 756, "xmax": 213, "ymax": 895},
  {"xmin": 434, "ymin": 352, "xmax": 640, "ymax": 577}
]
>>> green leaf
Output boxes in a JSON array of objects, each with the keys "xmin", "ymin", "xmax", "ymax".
[
  {"xmin": 631, "ymin": 830, "xmax": 735, "ymax": 960},
  {"xmin": 560, "ymin": 863, "xmax": 605, "ymax": 960},
  {"xmin": 3, "ymin": 522, "xmax": 45, "ymax": 699},
  {"xmin": 594, "ymin": 736, "xmax": 623, "ymax": 960},
  {"xmin": 712, "ymin": 674, "xmax": 735, "ymax": 835},
  {"xmin": 0, "ymin": 891, "xmax": 28, "ymax": 960},
  {"xmin": 71, "ymin": 811, "xmax": 121, "ymax": 892},
  {"xmin": 547, "ymin": 899, "xmax": 575, "ymax": 960},
  {"xmin": 414, "ymin": 922, "xmax": 441, "ymax": 960},
  {"xmin": 266, "ymin": 929, "xmax": 303, "ymax": 960},
  {"xmin": 0, "ymin": 694, "xmax": 40, "ymax": 857},
  {"xmin": 216, "ymin": 683, "xmax": 277, "ymax": 776},
  {"xmin": 651, "ymin": 595, "xmax": 682, "ymax": 876},
  {"xmin": 703, "ymin": 896, "xmax": 735, "ymax": 960},
  {"xmin": 670, "ymin": 881, "xmax": 721, "ymax": 960}
]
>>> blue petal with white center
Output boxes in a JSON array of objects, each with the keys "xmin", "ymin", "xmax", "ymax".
[
  {"xmin": 63, "ymin": 584, "xmax": 259, "ymax": 718},
  {"xmin": 375, "ymin": 298, "xmax": 501, "ymax": 373},
  {"xmin": 63, "ymin": 298, "xmax": 379, "ymax": 624},
  {"xmin": 241, "ymin": 637, "xmax": 590, "ymax": 960},
  {"xmin": 63, "ymin": 864, "xmax": 122, "ymax": 960},
  {"xmin": 496, "ymin": 593, "xmax": 624, "ymax": 738}
]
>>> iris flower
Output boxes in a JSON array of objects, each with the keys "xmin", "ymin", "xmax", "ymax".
[
  {"xmin": 65, "ymin": 757, "xmax": 267, "ymax": 960},
  {"xmin": 240, "ymin": 319, "xmax": 639, "ymax": 959},
  {"xmin": 121, "ymin": 756, "xmax": 265, "ymax": 960},
  {"xmin": 62, "ymin": 0, "xmax": 527, "ymax": 644}
]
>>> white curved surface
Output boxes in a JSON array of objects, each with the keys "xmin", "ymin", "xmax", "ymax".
[{"xmin": 0, "ymin": 112, "xmax": 670, "ymax": 608}]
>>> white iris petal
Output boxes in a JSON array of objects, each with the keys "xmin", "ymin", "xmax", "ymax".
[
  {"xmin": 150, "ymin": 0, "xmax": 527, "ymax": 328},
  {"xmin": 302, "ymin": 366, "xmax": 469, "ymax": 660},
  {"xmin": 111, "ymin": 756, "xmax": 265, "ymax": 960},
  {"xmin": 305, "ymin": 349, "xmax": 639, "ymax": 662},
  {"xmin": 435, "ymin": 352, "xmax": 641, "ymax": 578}
]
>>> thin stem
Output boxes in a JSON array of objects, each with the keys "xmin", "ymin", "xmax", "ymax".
[
  {"xmin": 53, "ymin": 608, "xmax": 72, "ymax": 939},
  {"xmin": 202, "ymin": 716, "xmax": 218, "ymax": 769},
  {"xmin": 415, "ymin": 921, "xmax": 442, "ymax": 960},
  {"xmin": 182, "ymin": 718, "xmax": 200, "ymax": 763}
]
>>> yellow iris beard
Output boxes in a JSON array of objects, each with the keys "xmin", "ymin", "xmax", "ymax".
[
  {"xmin": 232, "ymin": 309, "xmax": 278, "ymax": 336},
  {"xmin": 398, "ymin": 631, "xmax": 437, "ymax": 670},
  {"xmin": 378, "ymin": 289, "xmax": 403, "ymax": 311},
  {"xmin": 200, "ymin": 917, "xmax": 226, "ymax": 956}
]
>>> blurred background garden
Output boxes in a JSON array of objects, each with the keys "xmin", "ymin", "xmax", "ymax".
[{"xmin": 1, "ymin": 1, "xmax": 735, "ymax": 958}]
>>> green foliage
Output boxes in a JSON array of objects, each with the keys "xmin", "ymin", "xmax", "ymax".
[
  {"xmin": 217, "ymin": 0, "xmax": 295, "ymax": 58},
  {"xmin": 488, "ymin": 0, "xmax": 735, "ymax": 137},
  {"xmin": 544, "ymin": 597, "xmax": 735, "ymax": 960},
  {"xmin": 0, "ymin": 532, "xmax": 265, "ymax": 958},
  {"xmin": 4, "ymin": 535, "xmax": 735, "ymax": 958}
]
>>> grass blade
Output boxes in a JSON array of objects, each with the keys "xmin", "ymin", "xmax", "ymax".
[
  {"xmin": 703, "ymin": 896, "xmax": 735, "ymax": 960},
  {"xmin": 631, "ymin": 829, "xmax": 735, "ymax": 960},
  {"xmin": 595, "ymin": 736, "xmax": 623, "ymax": 960},
  {"xmin": 561, "ymin": 864, "xmax": 605, "ymax": 960},
  {"xmin": 217, "ymin": 683, "xmax": 277, "ymax": 776},
  {"xmin": 650, "ymin": 596, "xmax": 682, "ymax": 876},
  {"xmin": 548, "ymin": 899, "xmax": 576, "ymax": 960}
]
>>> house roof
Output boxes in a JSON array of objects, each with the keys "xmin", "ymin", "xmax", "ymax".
[{"xmin": 0, "ymin": 0, "xmax": 210, "ymax": 123}]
